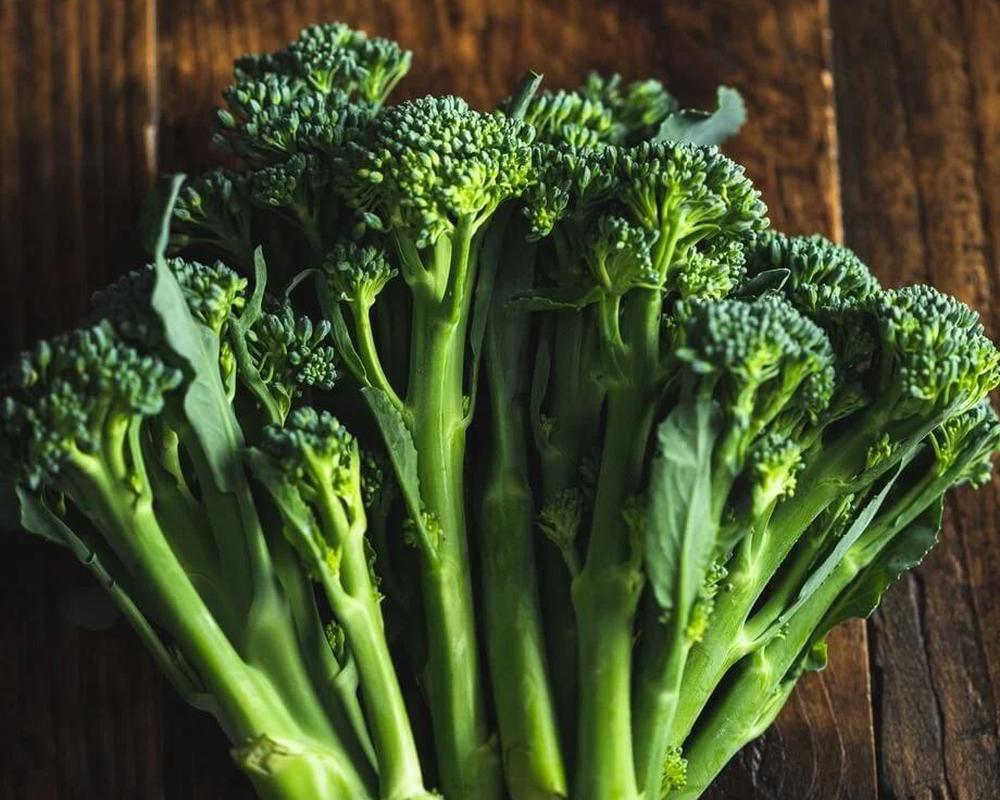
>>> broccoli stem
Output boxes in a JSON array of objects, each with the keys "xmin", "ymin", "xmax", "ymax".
[
  {"xmin": 81, "ymin": 457, "xmax": 374, "ymax": 799},
  {"xmin": 668, "ymin": 422, "xmax": 879, "ymax": 744},
  {"xmin": 351, "ymin": 299, "xmax": 406, "ymax": 412},
  {"xmin": 313, "ymin": 484, "xmax": 431, "ymax": 800},
  {"xmin": 268, "ymin": 532, "xmax": 378, "ymax": 768},
  {"xmin": 480, "ymin": 235, "xmax": 568, "ymax": 800},
  {"xmin": 571, "ymin": 563, "xmax": 642, "ymax": 800},
  {"xmin": 679, "ymin": 457, "xmax": 956, "ymax": 797},
  {"xmin": 175, "ymin": 420, "xmax": 375, "ymax": 768},
  {"xmin": 631, "ymin": 603, "xmax": 695, "ymax": 795},
  {"xmin": 572, "ymin": 386, "xmax": 652, "ymax": 800},
  {"xmin": 406, "ymin": 229, "xmax": 501, "ymax": 800},
  {"xmin": 537, "ymin": 308, "xmax": 605, "ymax": 757}
]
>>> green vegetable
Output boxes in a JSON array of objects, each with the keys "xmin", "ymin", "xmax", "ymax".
[{"xmin": 4, "ymin": 21, "xmax": 997, "ymax": 800}]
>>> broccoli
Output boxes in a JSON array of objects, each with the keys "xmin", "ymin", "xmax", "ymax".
[
  {"xmin": 9, "ymin": 21, "xmax": 999, "ymax": 800},
  {"xmin": 0, "ymin": 322, "xmax": 373, "ymax": 799},
  {"xmin": 250, "ymin": 408, "xmax": 435, "ymax": 800}
]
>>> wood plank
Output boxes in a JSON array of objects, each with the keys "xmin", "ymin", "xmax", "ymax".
[
  {"xmin": 832, "ymin": 0, "xmax": 1000, "ymax": 797},
  {"xmin": 0, "ymin": 2, "xmax": 163, "ymax": 800}
]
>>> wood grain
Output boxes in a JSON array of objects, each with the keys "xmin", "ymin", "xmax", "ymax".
[
  {"xmin": 5, "ymin": 0, "xmax": 996, "ymax": 797},
  {"xmin": 832, "ymin": 0, "xmax": 1000, "ymax": 797},
  {"xmin": 0, "ymin": 3, "xmax": 165, "ymax": 800}
]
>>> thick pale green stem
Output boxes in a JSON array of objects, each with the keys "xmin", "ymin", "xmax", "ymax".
[
  {"xmin": 573, "ymin": 386, "xmax": 653, "ymax": 800},
  {"xmin": 314, "ymin": 488, "xmax": 432, "ymax": 800},
  {"xmin": 81, "ymin": 461, "xmax": 372, "ymax": 799},
  {"xmin": 571, "ymin": 565, "xmax": 642, "ymax": 800},
  {"xmin": 405, "ymin": 229, "xmax": 501, "ymax": 800}
]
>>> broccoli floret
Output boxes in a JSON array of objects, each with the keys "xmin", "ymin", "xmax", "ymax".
[
  {"xmin": 747, "ymin": 431, "xmax": 804, "ymax": 513},
  {"xmin": 337, "ymin": 95, "xmax": 535, "ymax": 248},
  {"xmin": 537, "ymin": 488, "xmax": 584, "ymax": 575},
  {"xmin": 583, "ymin": 215, "xmax": 659, "ymax": 298},
  {"xmin": 247, "ymin": 153, "xmax": 336, "ymax": 255},
  {"xmin": 93, "ymin": 258, "xmax": 247, "ymax": 339},
  {"xmin": 233, "ymin": 22, "xmax": 411, "ymax": 107},
  {"xmin": 523, "ymin": 143, "xmax": 619, "ymax": 240},
  {"xmin": 246, "ymin": 306, "xmax": 337, "ymax": 419},
  {"xmin": 214, "ymin": 77, "xmax": 375, "ymax": 162},
  {"xmin": 617, "ymin": 142, "xmax": 767, "ymax": 265},
  {"xmin": 675, "ymin": 237, "xmax": 747, "ymax": 300},
  {"xmin": 929, "ymin": 400, "xmax": 1000, "ymax": 487},
  {"xmin": 323, "ymin": 241, "xmax": 397, "ymax": 308},
  {"xmin": 520, "ymin": 89, "xmax": 621, "ymax": 149},
  {"xmin": 659, "ymin": 745, "xmax": 688, "ymax": 798},
  {"xmin": 0, "ymin": 323, "xmax": 181, "ymax": 489},
  {"xmin": 170, "ymin": 170, "xmax": 254, "ymax": 267},
  {"xmin": 871, "ymin": 285, "xmax": 1000, "ymax": 420},
  {"xmin": 747, "ymin": 232, "xmax": 881, "ymax": 311},
  {"xmin": 580, "ymin": 72, "xmax": 677, "ymax": 143},
  {"xmin": 288, "ymin": 23, "xmax": 412, "ymax": 103},
  {"xmin": 259, "ymin": 407, "xmax": 357, "ymax": 502},
  {"xmin": 674, "ymin": 293, "xmax": 836, "ymax": 435}
]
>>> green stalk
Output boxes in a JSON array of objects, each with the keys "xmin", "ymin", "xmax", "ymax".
[
  {"xmin": 268, "ymin": 532, "xmax": 378, "ymax": 769},
  {"xmin": 571, "ymin": 561, "xmax": 642, "ymax": 800},
  {"xmin": 676, "ymin": 555, "xmax": 862, "ymax": 796},
  {"xmin": 572, "ymin": 282, "xmax": 663, "ymax": 800},
  {"xmin": 176, "ymin": 424, "xmax": 376, "ymax": 773},
  {"xmin": 572, "ymin": 388, "xmax": 652, "ymax": 800},
  {"xmin": 314, "ymin": 485, "xmax": 432, "ymax": 800},
  {"xmin": 668, "ymin": 424, "xmax": 876, "ymax": 743},
  {"xmin": 678, "ymin": 459, "xmax": 956, "ymax": 796},
  {"xmin": 481, "ymin": 235, "xmax": 567, "ymax": 799},
  {"xmin": 406, "ymin": 228, "xmax": 501, "ymax": 800},
  {"xmin": 537, "ymin": 309, "xmax": 605, "ymax": 758},
  {"xmin": 631, "ymin": 605, "xmax": 695, "ymax": 795},
  {"xmin": 81, "ymin": 458, "xmax": 373, "ymax": 798}
]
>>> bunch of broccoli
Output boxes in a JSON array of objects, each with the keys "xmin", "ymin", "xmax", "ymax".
[{"xmin": 3, "ymin": 23, "xmax": 997, "ymax": 800}]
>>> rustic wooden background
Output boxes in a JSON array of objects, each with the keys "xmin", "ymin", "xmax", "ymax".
[{"xmin": 0, "ymin": 0, "xmax": 997, "ymax": 797}]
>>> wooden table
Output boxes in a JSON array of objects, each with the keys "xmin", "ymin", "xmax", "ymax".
[{"xmin": 1, "ymin": 1, "xmax": 997, "ymax": 797}]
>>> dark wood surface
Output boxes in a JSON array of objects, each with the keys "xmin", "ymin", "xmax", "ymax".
[{"xmin": 0, "ymin": 1, "xmax": 995, "ymax": 797}]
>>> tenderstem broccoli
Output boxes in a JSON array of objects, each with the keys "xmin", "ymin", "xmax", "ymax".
[{"xmin": 4, "ymin": 21, "xmax": 997, "ymax": 800}]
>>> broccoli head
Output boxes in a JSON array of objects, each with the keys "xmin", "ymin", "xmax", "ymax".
[{"xmin": 337, "ymin": 95, "xmax": 536, "ymax": 247}]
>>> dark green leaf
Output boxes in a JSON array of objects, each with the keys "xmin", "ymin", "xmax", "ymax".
[
  {"xmin": 509, "ymin": 285, "xmax": 602, "ymax": 312},
  {"xmin": 737, "ymin": 268, "xmax": 790, "ymax": 298},
  {"xmin": 361, "ymin": 387, "xmax": 426, "ymax": 542},
  {"xmin": 644, "ymin": 397, "xmax": 722, "ymax": 613},
  {"xmin": 654, "ymin": 87, "xmax": 747, "ymax": 146},
  {"xmin": 820, "ymin": 498, "xmax": 942, "ymax": 633},
  {"xmin": 150, "ymin": 174, "xmax": 246, "ymax": 490}
]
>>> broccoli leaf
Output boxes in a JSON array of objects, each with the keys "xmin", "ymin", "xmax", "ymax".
[
  {"xmin": 150, "ymin": 174, "xmax": 247, "ymax": 489},
  {"xmin": 361, "ymin": 387, "xmax": 426, "ymax": 543},
  {"xmin": 821, "ymin": 498, "xmax": 943, "ymax": 631},
  {"xmin": 767, "ymin": 449, "xmax": 917, "ymax": 637},
  {"xmin": 509, "ymin": 286, "xmax": 603, "ymax": 312},
  {"xmin": 654, "ymin": 87, "xmax": 746, "ymax": 146},
  {"xmin": 644, "ymin": 396, "xmax": 722, "ymax": 613}
]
